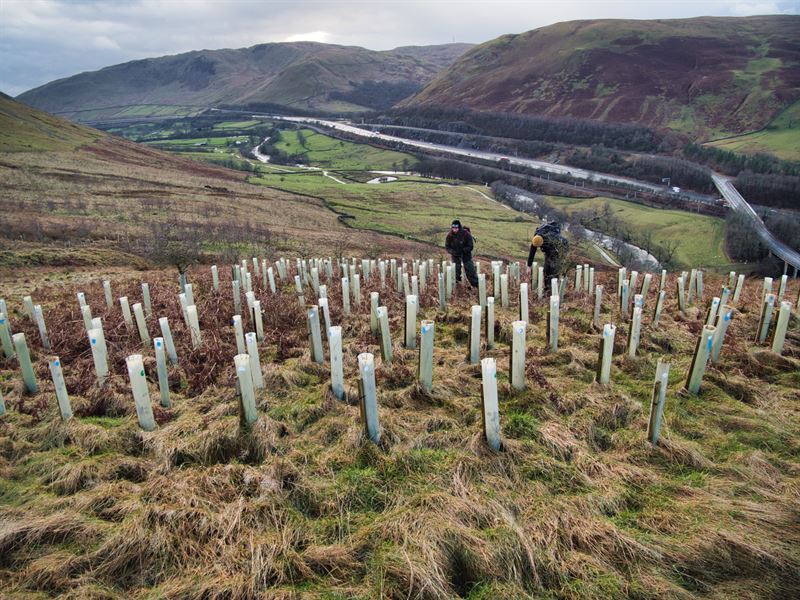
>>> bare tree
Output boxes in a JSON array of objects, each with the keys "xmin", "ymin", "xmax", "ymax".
[
  {"xmin": 640, "ymin": 230, "xmax": 654, "ymax": 256},
  {"xmin": 330, "ymin": 231, "xmax": 351, "ymax": 261},
  {"xmin": 140, "ymin": 218, "xmax": 203, "ymax": 278},
  {"xmin": 656, "ymin": 240, "xmax": 680, "ymax": 267}
]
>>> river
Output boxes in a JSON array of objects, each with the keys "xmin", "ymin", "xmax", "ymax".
[
  {"xmin": 251, "ymin": 137, "xmax": 271, "ymax": 163},
  {"xmin": 510, "ymin": 193, "xmax": 660, "ymax": 270}
]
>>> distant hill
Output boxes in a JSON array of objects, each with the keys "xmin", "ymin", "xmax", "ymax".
[
  {"xmin": 386, "ymin": 43, "xmax": 474, "ymax": 70},
  {"xmin": 403, "ymin": 16, "xmax": 800, "ymax": 138},
  {"xmin": 16, "ymin": 42, "xmax": 473, "ymax": 121}
]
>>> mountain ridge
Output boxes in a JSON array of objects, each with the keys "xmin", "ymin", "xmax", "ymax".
[{"xmin": 17, "ymin": 42, "xmax": 473, "ymax": 120}]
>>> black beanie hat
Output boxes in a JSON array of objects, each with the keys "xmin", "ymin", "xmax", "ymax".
[{"xmin": 451, "ymin": 219, "xmax": 461, "ymax": 228}]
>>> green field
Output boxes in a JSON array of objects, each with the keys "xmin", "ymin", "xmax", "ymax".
[
  {"xmin": 705, "ymin": 100, "xmax": 800, "ymax": 161},
  {"xmin": 145, "ymin": 135, "xmax": 248, "ymax": 152},
  {"xmin": 545, "ymin": 195, "xmax": 728, "ymax": 268},
  {"xmin": 106, "ymin": 122, "xmax": 178, "ymax": 141},
  {"xmin": 181, "ymin": 152, "xmax": 263, "ymax": 173},
  {"xmin": 108, "ymin": 118, "xmax": 274, "ymax": 142},
  {"xmin": 212, "ymin": 119, "xmax": 263, "ymax": 130},
  {"xmin": 249, "ymin": 171, "xmax": 731, "ymax": 268},
  {"xmin": 170, "ymin": 150, "xmax": 314, "ymax": 175},
  {"xmin": 252, "ymin": 172, "xmax": 542, "ymax": 259},
  {"xmin": 276, "ymin": 129, "xmax": 416, "ymax": 170},
  {"xmin": 705, "ymin": 128, "xmax": 800, "ymax": 162},
  {"xmin": 111, "ymin": 104, "xmax": 201, "ymax": 118},
  {"xmin": 147, "ymin": 135, "xmax": 248, "ymax": 148}
]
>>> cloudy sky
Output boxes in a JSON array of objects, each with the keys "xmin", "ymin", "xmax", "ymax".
[{"xmin": 1, "ymin": 0, "xmax": 798, "ymax": 96}]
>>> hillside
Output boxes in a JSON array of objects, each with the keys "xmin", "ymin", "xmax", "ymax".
[
  {"xmin": 0, "ymin": 92, "xmax": 101, "ymax": 152},
  {"xmin": 0, "ymin": 258, "xmax": 798, "ymax": 598},
  {"xmin": 0, "ymin": 95, "xmax": 429, "ymax": 269},
  {"xmin": 403, "ymin": 16, "xmax": 800, "ymax": 139},
  {"xmin": 16, "ymin": 42, "xmax": 472, "ymax": 121},
  {"xmin": 3, "ymin": 60, "xmax": 800, "ymax": 600}
]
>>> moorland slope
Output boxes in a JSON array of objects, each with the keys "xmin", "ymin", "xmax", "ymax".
[{"xmin": 404, "ymin": 16, "xmax": 800, "ymax": 138}]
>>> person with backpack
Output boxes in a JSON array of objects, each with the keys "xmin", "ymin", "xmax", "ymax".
[
  {"xmin": 445, "ymin": 219, "xmax": 479, "ymax": 287},
  {"xmin": 527, "ymin": 221, "xmax": 568, "ymax": 293}
]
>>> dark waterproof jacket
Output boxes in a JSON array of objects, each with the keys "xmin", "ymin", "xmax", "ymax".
[
  {"xmin": 446, "ymin": 229, "xmax": 474, "ymax": 259},
  {"xmin": 527, "ymin": 222, "xmax": 568, "ymax": 267}
]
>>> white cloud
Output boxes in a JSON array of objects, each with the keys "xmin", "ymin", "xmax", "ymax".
[
  {"xmin": 91, "ymin": 35, "xmax": 121, "ymax": 51},
  {"xmin": 284, "ymin": 31, "xmax": 331, "ymax": 43},
  {"xmin": 1, "ymin": 0, "xmax": 798, "ymax": 96},
  {"xmin": 730, "ymin": 2, "xmax": 782, "ymax": 15}
]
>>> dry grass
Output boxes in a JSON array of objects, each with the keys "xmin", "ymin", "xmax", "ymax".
[
  {"xmin": 0, "ymin": 134, "xmax": 435, "ymax": 273},
  {"xmin": 0, "ymin": 264, "xmax": 799, "ymax": 598}
]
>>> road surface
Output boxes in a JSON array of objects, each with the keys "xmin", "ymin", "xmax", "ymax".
[
  {"xmin": 712, "ymin": 174, "xmax": 800, "ymax": 273},
  {"xmin": 322, "ymin": 171, "xmax": 347, "ymax": 185},
  {"xmin": 466, "ymin": 186, "xmax": 512, "ymax": 210}
]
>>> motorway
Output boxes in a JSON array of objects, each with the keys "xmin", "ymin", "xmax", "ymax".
[
  {"xmin": 265, "ymin": 115, "xmax": 725, "ymax": 207},
  {"xmin": 275, "ymin": 115, "xmax": 673, "ymax": 195},
  {"xmin": 354, "ymin": 123, "xmax": 719, "ymax": 205},
  {"xmin": 712, "ymin": 174, "xmax": 800, "ymax": 272}
]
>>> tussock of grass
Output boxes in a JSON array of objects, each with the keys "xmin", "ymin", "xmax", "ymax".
[
  {"xmin": 0, "ymin": 266, "xmax": 799, "ymax": 598},
  {"xmin": 0, "ymin": 512, "xmax": 99, "ymax": 568}
]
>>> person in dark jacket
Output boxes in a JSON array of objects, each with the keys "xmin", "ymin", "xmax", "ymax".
[
  {"xmin": 445, "ymin": 219, "xmax": 479, "ymax": 287},
  {"xmin": 527, "ymin": 221, "xmax": 568, "ymax": 293}
]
